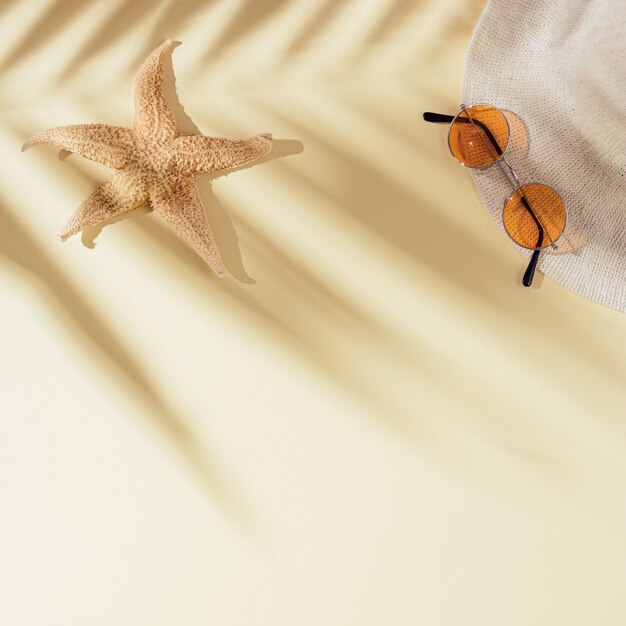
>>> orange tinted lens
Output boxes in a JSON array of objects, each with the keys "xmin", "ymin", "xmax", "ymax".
[
  {"xmin": 448, "ymin": 105, "xmax": 509, "ymax": 168},
  {"xmin": 503, "ymin": 183, "xmax": 566, "ymax": 249}
]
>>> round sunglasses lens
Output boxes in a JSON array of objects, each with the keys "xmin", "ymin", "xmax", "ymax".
[
  {"xmin": 503, "ymin": 183, "xmax": 566, "ymax": 249},
  {"xmin": 448, "ymin": 105, "xmax": 509, "ymax": 168}
]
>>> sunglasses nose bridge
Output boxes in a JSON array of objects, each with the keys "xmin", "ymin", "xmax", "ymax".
[{"xmin": 497, "ymin": 155, "xmax": 521, "ymax": 188}]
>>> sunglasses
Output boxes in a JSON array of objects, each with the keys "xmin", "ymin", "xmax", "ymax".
[{"xmin": 423, "ymin": 104, "xmax": 567, "ymax": 288}]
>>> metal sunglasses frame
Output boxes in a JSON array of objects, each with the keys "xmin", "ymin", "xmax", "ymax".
[{"xmin": 423, "ymin": 103, "xmax": 567, "ymax": 288}]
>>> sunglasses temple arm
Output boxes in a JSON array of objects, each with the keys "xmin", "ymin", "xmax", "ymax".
[
  {"xmin": 519, "ymin": 194, "xmax": 544, "ymax": 287},
  {"xmin": 522, "ymin": 249, "xmax": 541, "ymax": 287},
  {"xmin": 423, "ymin": 112, "xmax": 455, "ymax": 123}
]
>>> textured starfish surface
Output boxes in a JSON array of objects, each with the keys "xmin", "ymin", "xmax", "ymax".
[{"xmin": 22, "ymin": 39, "xmax": 273, "ymax": 277}]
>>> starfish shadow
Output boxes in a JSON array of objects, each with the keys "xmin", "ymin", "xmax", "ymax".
[
  {"xmin": 201, "ymin": 138, "xmax": 304, "ymax": 283},
  {"xmin": 161, "ymin": 40, "xmax": 199, "ymax": 136}
]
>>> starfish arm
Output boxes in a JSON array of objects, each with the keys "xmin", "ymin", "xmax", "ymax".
[
  {"xmin": 58, "ymin": 169, "xmax": 149, "ymax": 241},
  {"xmin": 170, "ymin": 133, "xmax": 273, "ymax": 176},
  {"xmin": 149, "ymin": 177, "xmax": 226, "ymax": 277},
  {"xmin": 134, "ymin": 39, "xmax": 178, "ymax": 145},
  {"xmin": 22, "ymin": 124, "xmax": 135, "ymax": 169}
]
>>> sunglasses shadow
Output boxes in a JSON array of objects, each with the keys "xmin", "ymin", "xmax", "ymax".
[{"xmin": 500, "ymin": 108, "xmax": 530, "ymax": 161}]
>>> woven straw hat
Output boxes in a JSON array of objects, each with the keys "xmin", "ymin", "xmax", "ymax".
[{"xmin": 460, "ymin": 0, "xmax": 625, "ymax": 312}]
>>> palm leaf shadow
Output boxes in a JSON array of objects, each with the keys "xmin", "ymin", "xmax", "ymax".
[
  {"xmin": 200, "ymin": 0, "xmax": 290, "ymax": 64},
  {"xmin": 281, "ymin": 0, "xmax": 345, "ymax": 56},
  {"xmin": 0, "ymin": 0, "xmax": 87, "ymax": 73},
  {"xmin": 59, "ymin": 0, "xmax": 157, "ymax": 81},
  {"xmin": 0, "ymin": 197, "xmax": 249, "ymax": 524}
]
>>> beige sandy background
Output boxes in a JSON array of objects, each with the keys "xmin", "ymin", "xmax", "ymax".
[{"xmin": 1, "ymin": 1, "xmax": 625, "ymax": 625}]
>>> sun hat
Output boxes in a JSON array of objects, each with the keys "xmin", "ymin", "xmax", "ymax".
[{"xmin": 460, "ymin": 0, "xmax": 625, "ymax": 312}]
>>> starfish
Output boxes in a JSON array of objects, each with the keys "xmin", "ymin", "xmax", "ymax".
[{"xmin": 22, "ymin": 39, "xmax": 273, "ymax": 277}]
